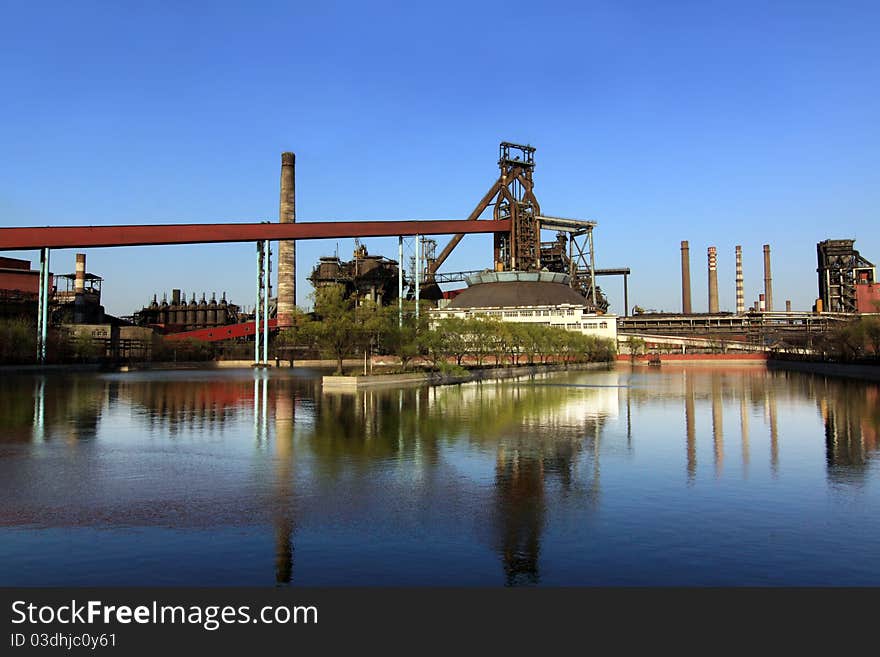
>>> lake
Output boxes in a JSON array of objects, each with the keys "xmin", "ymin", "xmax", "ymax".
[{"xmin": 1, "ymin": 364, "xmax": 878, "ymax": 586}]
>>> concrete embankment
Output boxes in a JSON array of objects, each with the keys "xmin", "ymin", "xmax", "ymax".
[
  {"xmin": 767, "ymin": 359, "xmax": 880, "ymax": 383},
  {"xmin": 618, "ymin": 353, "xmax": 768, "ymax": 365},
  {"xmin": 322, "ymin": 362, "xmax": 612, "ymax": 390}
]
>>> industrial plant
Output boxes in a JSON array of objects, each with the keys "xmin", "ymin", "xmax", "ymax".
[{"xmin": 0, "ymin": 141, "xmax": 877, "ymax": 364}]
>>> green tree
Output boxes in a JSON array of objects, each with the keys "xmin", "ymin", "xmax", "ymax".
[
  {"xmin": 624, "ymin": 336, "xmax": 646, "ymax": 363},
  {"xmin": 308, "ymin": 285, "xmax": 364, "ymax": 374}
]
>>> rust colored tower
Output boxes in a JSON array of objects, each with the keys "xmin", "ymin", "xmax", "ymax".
[
  {"xmin": 277, "ymin": 152, "xmax": 296, "ymax": 328},
  {"xmin": 681, "ymin": 240, "xmax": 692, "ymax": 314}
]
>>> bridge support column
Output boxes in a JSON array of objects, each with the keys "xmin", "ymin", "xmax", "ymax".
[
  {"xmin": 255, "ymin": 241, "xmax": 270, "ymax": 365},
  {"xmin": 36, "ymin": 247, "xmax": 50, "ymax": 363},
  {"xmin": 398, "ymin": 236, "xmax": 404, "ymax": 328},
  {"xmin": 415, "ymin": 234, "xmax": 421, "ymax": 322}
]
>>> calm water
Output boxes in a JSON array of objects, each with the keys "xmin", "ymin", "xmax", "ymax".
[{"xmin": 1, "ymin": 365, "xmax": 879, "ymax": 586}]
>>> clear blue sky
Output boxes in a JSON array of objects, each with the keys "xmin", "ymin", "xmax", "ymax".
[{"xmin": 1, "ymin": 0, "xmax": 878, "ymax": 316}]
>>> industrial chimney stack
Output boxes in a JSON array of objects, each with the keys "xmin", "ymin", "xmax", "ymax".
[
  {"xmin": 735, "ymin": 245, "xmax": 744, "ymax": 315},
  {"xmin": 73, "ymin": 253, "xmax": 86, "ymax": 323},
  {"xmin": 708, "ymin": 246, "xmax": 719, "ymax": 314},
  {"xmin": 74, "ymin": 253, "xmax": 86, "ymax": 295},
  {"xmin": 763, "ymin": 244, "xmax": 773, "ymax": 312},
  {"xmin": 681, "ymin": 240, "xmax": 692, "ymax": 314},
  {"xmin": 276, "ymin": 152, "xmax": 296, "ymax": 328}
]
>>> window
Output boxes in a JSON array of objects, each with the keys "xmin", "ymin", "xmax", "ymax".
[{"xmin": 600, "ymin": 322, "xmax": 608, "ymax": 329}]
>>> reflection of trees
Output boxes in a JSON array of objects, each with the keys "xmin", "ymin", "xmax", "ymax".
[
  {"xmin": 819, "ymin": 381, "xmax": 880, "ymax": 483},
  {"xmin": 307, "ymin": 376, "xmax": 611, "ymax": 586},
  {"xmin": 0, "ymin": 375, "xmax": 102, "ymax": 442}
]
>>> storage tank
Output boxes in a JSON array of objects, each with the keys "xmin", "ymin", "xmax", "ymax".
[
  {"xmin": 196, "ymin": 293, "xmax": 208, "ymax": 328},
  {"xmin": 218, "ymin": 292, "xmax": 228, "ymax": 324},
  {"xmin": 185, "ymin": 294, "xmax": 197, "ymax": 328},
  {"xmin": 207, "ymin": 293, "xmax": 218, "ymax": 326},
  {"xmin": 158, "ymin": 294, "xmax": 169, "ymax": 325}
]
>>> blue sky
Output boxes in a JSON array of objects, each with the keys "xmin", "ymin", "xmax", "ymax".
[{"xmin": 1, "ymin": 1, "xmax": 878, "ymax": 316}]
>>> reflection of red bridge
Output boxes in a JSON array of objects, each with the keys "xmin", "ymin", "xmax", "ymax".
[{"xmin": 165, "ymin": 319, "xmax": 278, "ymax": 342}]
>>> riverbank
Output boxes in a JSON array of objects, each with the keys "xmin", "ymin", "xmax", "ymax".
[
  {"xmin": 619, "ymin": 353, "xmax": 768, "ymax": 365},
  {"xmin": 323, "ymin": 361, "xmax": 613, "ymax": 390},
  {"xmin": 767, "ymin": 359, "xmax": 880, "ymax": 383}
]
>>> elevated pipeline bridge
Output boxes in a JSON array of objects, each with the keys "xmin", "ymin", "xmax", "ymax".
[{"xmin": 0, "ymin": 218, "xmax": 510, "ymax": 364}]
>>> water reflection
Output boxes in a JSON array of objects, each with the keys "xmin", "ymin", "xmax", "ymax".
[{"xmin": 1, "ymin": 366, "xmax": 880, "ymax": 586}]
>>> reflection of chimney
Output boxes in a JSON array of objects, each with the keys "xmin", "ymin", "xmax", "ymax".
[
  {"xmin": 681, "ymin": 240, "xmax": 692, "ymax": 314},
  {"xmin": 276, "ymin": 152, "xmax": 296, "ymax": 328},
  {"xmin": 75, "ymin": 253, "xmax": 86, "ymax": 295},
  {"xmin": 708, "ymin": 246, "xmax": 719, "ymax": 313},
  {"xmin": 763, "ymin": 244, "xmax": 773, "ymax": 312},
  {"xmin": 685, "ymin": 373, "xmax": 696, "ymax": 482},
  {"xmin": 735, "ymin": 245, "xmax": 744, "ymax": 315}
]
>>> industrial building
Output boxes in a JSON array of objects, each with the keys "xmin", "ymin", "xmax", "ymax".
[
  {"xmin": 308, "ymin": 242, "xmax": 404, "ymax": 305},
  {"xmin": 431, "ymin": 271, "xmax": 618, "ymax": 343},
  {"xmin": 816, "ymin": 239, "xmax": 878, "ymax": 314},
  {"xmin": 133, "ymin": 290, "xmax": 241, "ymax": 331}
]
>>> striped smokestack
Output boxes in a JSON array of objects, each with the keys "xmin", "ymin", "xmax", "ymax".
[
  {"xmin": 681, "ymin": 240, "xmax": 692, "ymax": 314},
  {"xmin": 75, "ymin": 253, "xmax": 86, "ymax": 295},
  {"xmin": 276, "ymin": 152, "xmax": 296, "ymax": 328},
  {"xmin": 763, "ymin": 244, "xmax": 773, "ymax": 312},
  {"xmin": 708, "ymin": 246, "xmax": 719, "ymax": 313},
  {"xmin": 735, "ymin": 245, "xmax": 744, "ymax": 315}
]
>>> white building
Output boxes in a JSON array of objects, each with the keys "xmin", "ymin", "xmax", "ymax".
[{"xmin": 430, "ymin": 271, "xmax": 618, "ymax": 343}]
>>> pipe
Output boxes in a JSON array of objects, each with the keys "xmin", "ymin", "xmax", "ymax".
[
  {"xmin": 735, "ymin": 245, "xmax": 744, "ymax": 315},
  {"xmin": 263, "ymin": 240, "xmax": 269, "ymax": 365},
  {"xmin": 763, "ymin": 244, "xmax": 773, "ymax": 312},
  {"xmin": 398, "ymin": 236, "xmax": 403, "ymax": 328},
  {"xmin": 681, "ymin": 241, "xmax": 692, "ymax": 314},
  {"xmin": 255, "ymin": 242, "xmax": 261, "ymax": 364},
  {"xmin": 277, "ymin": 152, "xmax": 296, "ymax": 328},
  {"xmin": 415, "ymin": 235, "xmax": 421, "ymax": 321},
  {"xmin": 708, "ymin": 246, "xmax": 719, "ymax": 314}
]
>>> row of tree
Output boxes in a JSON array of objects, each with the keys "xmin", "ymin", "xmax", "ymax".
[
  {"xmin": 276, "ymin": 285, "xmax": 617, "ymax": 374},
  {"xmin": 812, "ymin": 316, "xmax": 880, "ymax": 361}
]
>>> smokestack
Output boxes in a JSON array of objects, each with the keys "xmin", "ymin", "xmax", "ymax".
[
  {"xmin": 759, "ymin": 293, "xmax": 766, "ymax": 312},
  {"xmin": 276, "ymin": 152, "xmax": 296, "ymax": 328},
  {"xmin": 681, "ymin": 241, "xmax": 692, "ymax": 314},
  {"xmin": 708, "ymin": 246, "xmax": 719, "ymax": 313},
  {"xmin": 763, "ymin": 244, "xmax": 773, "ymax": 312},
  {"xmin": 73, "ymin": 253, "xmax": 86, "ymax": 323},
  {"xmin": 735, "ymin": 245, "xmax": 744, "ymax": 315},
  {"xmin": 785, "ymin": 299, "xmax": 791, "ymax": 312},
  {"xmin": 75, "ymin": 253, "xmax": 86, "ymax": 295}
]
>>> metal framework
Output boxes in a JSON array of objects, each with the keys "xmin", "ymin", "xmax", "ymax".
[
  {"xmin": 424, "ymin": 142, "xmax": 622, "ymax": 312},
  {"xmin": 817, "ymin": 239, "xmax": 876, "ymax": 313},
  {"xmin": 429, "ymin": 142, "xmax": 541, "ymax": 276}
]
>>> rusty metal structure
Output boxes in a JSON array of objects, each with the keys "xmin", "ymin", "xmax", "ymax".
[
  {"xmin": 309, "ymin": 241, "xmax": 404, "ymax": 305},
  {"xmin": 134, "ymin": 289, "xmax": 240, "ymax": 330},
  {"xmin": 425, "ymin": 142, "xmax": 611, "ymax": 311},
  {"xmin": 817, "ymin": 239, "xmax": 876, "ymax": 313}
]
